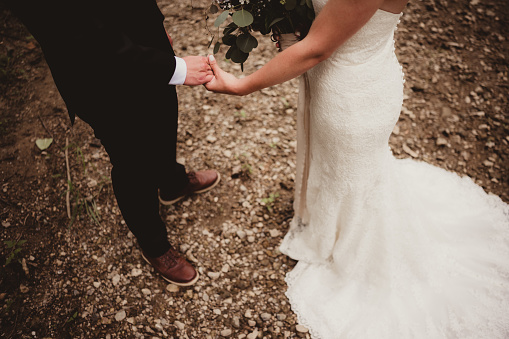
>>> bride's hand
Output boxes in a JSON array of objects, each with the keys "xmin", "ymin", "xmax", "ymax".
[{"xmin": 205, "ymin": 55, "xmax": 244, "ymax": 96}]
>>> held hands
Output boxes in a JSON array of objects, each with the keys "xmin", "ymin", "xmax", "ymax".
[
  {"xmin": 182, "ymin": 56, "xmax": 214, "ymax": 86},
  {"xmin": 204, "ymin": 55, "xmax": 243, "ymax": 95}
]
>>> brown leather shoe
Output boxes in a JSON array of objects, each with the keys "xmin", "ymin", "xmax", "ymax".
[
  {"xmin": 159, "ymin": 170, "xmax": 220, "ymax": 205},
  {"xmin": 142, "ymin": 247, "xmax": 199, "ymax": 286}
]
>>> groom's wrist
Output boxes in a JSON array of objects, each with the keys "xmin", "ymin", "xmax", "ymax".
[{"xmin": 168, "ymin": 57, "xmax": 187, "ymax": 85}]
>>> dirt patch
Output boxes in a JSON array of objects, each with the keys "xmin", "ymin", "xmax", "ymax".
[{"xmin": 0, "ymin": 0, "xmax": 507, "ymax": 338}]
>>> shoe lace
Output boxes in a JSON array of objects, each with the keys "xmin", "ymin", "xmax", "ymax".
[{"xmin": 161, "ymin": 249, "xmax": 178, "ymax": 267}]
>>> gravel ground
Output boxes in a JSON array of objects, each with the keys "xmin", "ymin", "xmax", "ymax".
[{"xmin": 0, "ymin": 0, "xmax": 507, "ymax": 338}]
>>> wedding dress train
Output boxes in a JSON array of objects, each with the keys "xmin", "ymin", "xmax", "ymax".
[{"xmin": 279, "ymin": 2, "xmax": 509, "ymax": 338}]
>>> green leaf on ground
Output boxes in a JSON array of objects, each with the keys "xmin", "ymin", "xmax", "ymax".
[{"xmin": 35, "ymin": 138, "xmax": 53, "ymax": 150}]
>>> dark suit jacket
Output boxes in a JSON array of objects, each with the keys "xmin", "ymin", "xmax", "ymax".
[{"xmin": 5, "ymin": 0, "xmax": 177, "ymax": 123}]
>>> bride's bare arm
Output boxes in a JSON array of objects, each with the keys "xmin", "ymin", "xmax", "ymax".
[{"xmin": 206, "ymin": 0, "xmax": 385, "ymax": 95}]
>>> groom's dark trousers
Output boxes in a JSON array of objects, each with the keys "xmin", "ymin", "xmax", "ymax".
[{"xmin": 5, "ymin": 0, "xmax": 188, "ymax": 257}]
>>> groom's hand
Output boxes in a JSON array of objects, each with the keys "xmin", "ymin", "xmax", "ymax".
[{"xmin": 182, "ymin": 56, "xmax": 214, "ymax": 86}]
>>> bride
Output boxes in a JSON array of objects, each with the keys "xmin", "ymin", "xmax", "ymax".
[{"xmin": 205, "ymin": 0, "xmax": 509, "ymax": 337}]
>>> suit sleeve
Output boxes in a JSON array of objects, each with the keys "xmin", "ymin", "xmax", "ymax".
[{"xmin": 5, "ymin": 0, "xmax": 177, "ymax": 86}]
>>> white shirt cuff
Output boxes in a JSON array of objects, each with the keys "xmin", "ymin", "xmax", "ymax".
[{"xmin": 168, "ymin": 57, "xmax": 187, "ymax": 85}]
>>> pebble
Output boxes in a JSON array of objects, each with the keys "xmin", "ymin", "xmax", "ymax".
[
  {"xmin": 236, "ymin": 230, "xmax": 247, "ymax": 239},
  {"xmin": 115, "ymin": 310, "xmax": 126, "ymax": 322},
  {"xmin": 244, "ymin": 310, "xmax": 253, "ymax": 318},
  {"xmin": 247, "ymin": 329, "xmax": 259, "ymax": 339},
  {"xmin": 436, "ymin": 137, "xmax": 448, "ymax": 146},
  {"xmin": 174, "ymin": 321, "xmax": 185, "ymax": 330},
  {"xmin": 248, "ymin": 320, "xmax": 257, "ymax": 327},
  {"xmin": 206, "ymin": 135, "xmax": 217, "ymax": 143},
  {"xmin": 111, "ymin": 274, "xmax": 120, "ymax": 286},
  {"xmin": 93, "ymin": 281, "xmax": 101, "ymax": 288},
  {"xmin": 20, "ymin": 285, "xmax": 29, "ymax": 293},
  {"xmin": 276, "ymin": 314, "xmax": 287, "ymax": 321},
  {"xmin": 166, "ymin": 284, "xmax": 179, "ymax": 293},
  {"xmin": 296, "ymin": 325, "xmax": 309, "ymax": 333},
  {"xmin": 220, "ymin": 329, "xmax": 232, "ymax": 337},
  {"xmin": 260, "ymin": 313, "xmax": 271, "ymax": 321},
  {"xmin": 232, "ymin": 316, "xmax": 240, "ymax": 328},
  {"xmin": 207, "ymin": 271, "xmax": 221, "ymax": 280},
  {"xmin": 131, "ymin": 268, "xmax": 143, "ymax": 277},
  {"xmin": 141, "ymin": 288, "xmax": 151, "ymax": 295},
  {"xmin": 269, "ymin": 229, "xmax": 281, "ymax": 237}
]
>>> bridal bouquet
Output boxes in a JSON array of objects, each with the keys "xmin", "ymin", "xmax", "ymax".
[{"xmin": 207, "ymin": 0, "xmax": 315, "ymax": 67}]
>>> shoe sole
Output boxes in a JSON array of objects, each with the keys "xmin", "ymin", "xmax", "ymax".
[
  {"xmin": 142, "ymin": 253, "xmax": 200, "ymax": 287},
  {"xmin": 159, "ymin": 172, "xmax": 221, "ymax": 206}
]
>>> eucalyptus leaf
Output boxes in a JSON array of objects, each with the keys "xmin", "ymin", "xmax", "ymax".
[
  {"xmin": 269, "ymin": 17, "xmax": 285, "ymax": 28},
  {"xmin": 231, "ymin": 47, "xmax": 249, "ymax": 64},
  {"xmin": 214, "ymin": 11, "xmax": 230, "ymax": 27},
  {"xmin": 213, "ymin": 42, "xmax": 221, "ymax": 54},
  {"xmin": 209, "ymin": 4, "xmax": 219, "ymax": 14},
  {"xmin": 232, "ymin": 9, "xmax": 253, "ymax": 27},
  {"xmin": 223, "ymin": 22, "xmax": 237, "ymax": 36},
  {"xmin": 222, "ymin": 34, "xmax": 237, "ymax": 46},
  {"xmin": 236, "ymin": 33, "xmax": 258, "ymax": 53},
  {"xmin": 35, "ymin": 138, "xmax": 53, "ymax": 150},
  {"xmin": 285, "ymin": 0, "xmax": 297, "ymax": 11},
  {"xmin": 226, "ymin": 45, "xmax": 236, "ymax": 60}
]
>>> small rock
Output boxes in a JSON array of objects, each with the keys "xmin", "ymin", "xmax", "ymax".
[
  {"xmin": 166, "ymin": 284, "xmax": 179, "ymax": 293},
  {"xmin": 436, "ymin": 137, "xmax": 448, "ymax": 146},
  {"xmin": 248, "ymin": 320, "xmax": 257, "ymax": 327},
  {"xmin": 232, "ymin": 316, "xmax": 240, "ymax": 328},
  {"xmin": 141, "ymin": 288, "xmax": 151, "ymax": 295},
  {"xmin": 93, "ymin": 281, "xmax": 101, "ymax": 288},
  {"xmin": 269, "ymin": 229, "xmax": 281, "ymax": 237},
  {"xmin": 483, "ymin": 160, "xmax": 494, "ymax": 167},
  {"xmin": 260, "ymin": 313, "xmax": 271, "ymax": 321},
  {"xmin": 174, "ymin": 321, "xmax": 185, "ymax": 330},
  {"xmin": 221, "ymin": 264, "xmax": 230, "ymax": 273},
  {"xmin": 2, "ymin": 221, "xmax": 11, "ymax": 228},
  {"xmin": 206, "ymin": 135, "xmax": 217, "ymax": 143},
  {"xmin": 247, "ymin": 329, "xmax": 259, "ymax": 339},
  {"xmin": 20, "ymin": 284, "xmax": 29, "ymax": 293},
  {"xmin": 441, "ymin": 106, "xmax": 452, "ymax": 117},
  {"xmin": 115, "ymin": 310, "xmax": 126, "ymax": 322},
  {"xmin": 111, "ymin": 274, "xmax": 121, "ymax": 286},
  {"xmin": 402, "ymin": 143, "xmax": 418, "ymax": 158},
  {"xmin": 276, "ymin": 314, "xmax": 287, "ymax": 321},
  {"xmin": 247, "ymin": 236, "xmax": 255, "ymax": 243},
  {"xmin": 236, "ymin": 230, "xmax": 247, "ymax": 239},
  {"xmin": 296, "ymin": 325, "xmax": 309, "ymax": 333},
  {"xmin": 131, "ymin": 268, "xmax": 143, "ymax": 277},
  {"xmin": 207, "ymin": 271, "xmax": 221, "ymax": 280},
  {"xmin": 220, "ymin": 329, "xmax": 232, "ymax": 337},
  {"xmin": 245, "ymin": 310, "xmax": 253, "ymax": 318}
]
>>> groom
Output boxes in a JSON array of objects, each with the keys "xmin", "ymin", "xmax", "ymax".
[{"xmin": 5, "ymin": 0, "xmax": 219, "ymax": 286}]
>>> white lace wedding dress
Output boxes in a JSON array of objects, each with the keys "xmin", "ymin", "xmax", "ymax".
[{"xmin": 279, "ymin": 2, "xmax": 509, "ymax": 338}]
